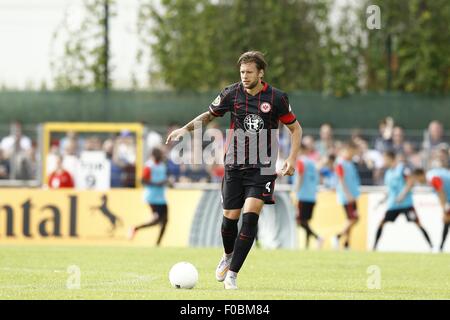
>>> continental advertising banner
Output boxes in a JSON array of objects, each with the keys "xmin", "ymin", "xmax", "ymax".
[
  {"xmin": 0, "ymin": 189, "xmax": 201, "ymax": 246},
  {"xmin": 0, "ymin": 189, "xmax": 371, "ymax": 251}
]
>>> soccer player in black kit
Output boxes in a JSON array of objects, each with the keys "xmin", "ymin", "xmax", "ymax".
[{"xmin": 166, "ymin": 51, "xmax": 302, "ymax": 289}]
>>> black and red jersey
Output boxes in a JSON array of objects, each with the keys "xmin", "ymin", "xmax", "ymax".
[{"xmin": 208, "ymin": 81, "xmax": 297, "ymax": 169}]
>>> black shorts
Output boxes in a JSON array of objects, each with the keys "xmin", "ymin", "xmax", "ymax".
[
  {"xmin": 297, "ymin": 201, "xmax": 316, "ymax": 223},
  {"xmin": 384, "ymin": 207, "xmax": 419, "ymax": 223},
  {"xmin": 221, "ymin": 168, "xmax": 277, "ymax": 210},
  {"xmin": 343, "ymin": 202, "xmax": 359, "ymax": 220},
  {"xmin": 150, "ymin": 204, "xmax": 168, "ymax": 220}
]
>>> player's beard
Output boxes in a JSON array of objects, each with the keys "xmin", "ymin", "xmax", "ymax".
[{"xmin": 243, "ymin": 79, "xmax": 259, "ymax": 90}]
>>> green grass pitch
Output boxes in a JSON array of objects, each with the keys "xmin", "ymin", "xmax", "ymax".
[{"xmin": 0, "ymin": 245, "xmax": 449, "ymax": 300}]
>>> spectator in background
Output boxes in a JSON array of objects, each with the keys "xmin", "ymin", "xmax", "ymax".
[
  {"xmin": 84, "ymin": 135, "xmax": 103, "ymax": 151},
  {"xmin": 61, "ymin": 138, "xmax": 79, "ymax": 179},
  {"xmin": 114, "ymin": 131, "xmax": 136, "ymax": 187},
  {"xmin": 0, "ymin": 121, "xmax": 32, "ymax": 158},
  {"xmin": 392, "ymin": 126, "xmax": 407, "ymax": 155},
  {"xmin": 48, "ymin": 155, "xmax": 74, "ymax": 189},
  {"xmin": 8, "ymin": 132, "xmax": 34, "ymax": 180},
  {"xmin": 46, "ymin": 143, "xmax": 60, "ymax": 175},
  {"xmin": 103, "ymin": 138, "xmax": 123, "ymax": 188},
  {"xmin": 0, "ymin": 149, "xmax": 10, "ymax": 179},
  {"xmin": 423, "ymin": 121, "xmax": 449, "ymax": 169},
  {"xmin": 402, "ymin": 142, "xmax": 422, "ymax": 169},
  {"xmin": 302, "ymin": 136, "xmax": 320, "ymax": 162},
  {"xmin": 115, "ymin": 131, "xmax": 136, "ymax": 165},
  {"xmin": 352, "ymin": 134, "xmax": 375, "ymax": 185},
  {"xmin": 317, "ymin": 123, "xmax": 335, "ymax": 158},
  {"xmin": 374, "ymin": 117, "xmax": 394, "ymax": 153},
  {"xmin": 62, "ymin": 137, "xmax": 78, "ymax": 156},
  {"xmin": 423, "ymin": 121, "xmax": 446, "ymax": 150},
  {"xmin": 434, "ymin": 146, "xmax": 449, "ymax": 169},
  {"xmin": 359, "ymin": 138, "xmax": 384, "ymax": 185},
  {"xmin": 60, "ymin": 131, "xmax": 82, "ymax": 156},
  {"xmin": 319, "ymin": 153, "xmax": 338, "ymax": 189},
  {"xmin": 26, "ymin": 142, "xmax": 39, "ymax": 181}
]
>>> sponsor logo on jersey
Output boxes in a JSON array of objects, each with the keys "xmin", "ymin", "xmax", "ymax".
[{"xmin": 244, "ymin": 114, "xmax": 264, "ymax": 133}]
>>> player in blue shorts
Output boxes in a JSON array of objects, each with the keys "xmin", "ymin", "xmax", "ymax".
[
  {"xmin": 413, "ymin": 167, "xmax": 450, "ymax": 252},
  {"xmin": 332, "ymin": 142, "xmax": 360, "ymax": 250},
  {"xmin": 128, "ymin": 148, "xmax": 169, "ymax": 246},
  {"xmin": 295, "ymin": 143, "xmax": 323, "ymax": 249},
  {"xmin": 373, "ymin": 151, "xmax": 433, "ymax": 251}
]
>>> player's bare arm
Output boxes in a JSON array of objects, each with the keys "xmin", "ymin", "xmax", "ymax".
[
  {"xmin": 165, "ymin": 111, "xmax": 215, "ymax": 144},
  {"xmin": 281, "ymin": 121, "xmax": 302, "ymax": 176}
]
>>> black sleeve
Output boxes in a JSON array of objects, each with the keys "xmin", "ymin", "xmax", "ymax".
[{"xmin": 208, "ymin": 86, "xmax": 232, "ymax": 117}]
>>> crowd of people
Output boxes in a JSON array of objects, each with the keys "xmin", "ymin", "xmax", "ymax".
[
  {"xmin": 0, "ymin": 118, "xmax": 448, "ymax": 188},
  {"xmin": 158, "ymin": 118, "xmax": 449, "ymax": 186},
  {"xmin": 46, "ymin": 130, "xmax": 138, "ymax": 188},
  {"xmin": 276, "ymin": 118, "xmax": 449, "ymax": 186}
]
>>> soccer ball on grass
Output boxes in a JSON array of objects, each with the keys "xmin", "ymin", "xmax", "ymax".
[{"xmin": 169, "ymin": 262, "xmax": 198, "ymax": 289}]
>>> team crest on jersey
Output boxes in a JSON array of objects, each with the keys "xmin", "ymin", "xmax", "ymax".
[
  {"xmin": 212, "ymin": 95, "xmax": 221, "ymax": 106},
  {"xmin": 260, "ymin": 102, "xmax": 272, "ymax": 113},
  {"xmin": 244, "ymin": 114, "xmax": 264, "ymax": 133}
]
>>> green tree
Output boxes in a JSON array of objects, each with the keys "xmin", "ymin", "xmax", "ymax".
[
  {"xmin": 50, "ymin": 0, "xmax": 115, "ymax": 90},
  {"xmin": 362, "ymin": 0, "xmax": 450, "ymax": 93},
  {"xmin": 322, "ymin": 3, "xmax": 364, "ymax": 97},
  {"xmin": 139, "ymin": 0, "xmax": 331, "ymax": 92},
  {"xmin": 137, "ymin": 0, "xmax": 224, "ymax": 90}
]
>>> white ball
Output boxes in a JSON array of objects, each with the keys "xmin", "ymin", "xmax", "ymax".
[{"xmin": 169, "ymin": 262, "xmax": 198, "ymax": 289}]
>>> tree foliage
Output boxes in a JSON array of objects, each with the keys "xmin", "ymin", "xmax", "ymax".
[
  {"xmin": 141, "ymin": 0, "xmax": 449, "ymax": 95},
  {"xmin": 52, "ymin": 0, "xmax": 449, "ymax": 94},
  {"xmin": 361, "ymin": 0, "xmax": 450, "ymax": 93},
  {"xmin": 51, "ymin": 0, "xmax": 115, "ymax": 90},
  {"xmin": 139, "ymin": 0, "xmax": 338, "ymax": 92}
]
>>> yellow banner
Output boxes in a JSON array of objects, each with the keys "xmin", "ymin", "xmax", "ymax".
[
  {"xmin": 0, "ymin": 189, "xmax": 201, "ymax": 246},
  {"xmin": 294, "ymin": 191, "xmax": 368, "ymax": 251},
  {"xmin": 1, "ymin": 189, "xmax": 368, "ymax": 250}
]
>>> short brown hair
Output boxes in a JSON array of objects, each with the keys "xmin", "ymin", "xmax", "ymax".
[
  {"xmin": 151, "ymin": 147, "xmax": 164, "ymax": 163},
  {"xmin": 237, "ymin": 51, "xmax": 267, "ymax": 71}
]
